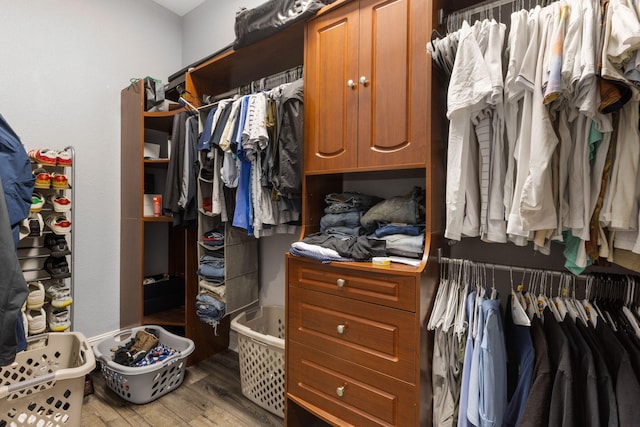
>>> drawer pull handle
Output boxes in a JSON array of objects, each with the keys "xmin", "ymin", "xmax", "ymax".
[
  {"xmin": 336, "ymin": 386, "xmax": 345, "ymax": 397},
  {"xmin": 337, "ymin": 324, "xmax": 346, "ymax": 334},
  {"xmin": 336, "ymin": 278, "xmax": 345, "ymax": 288}
]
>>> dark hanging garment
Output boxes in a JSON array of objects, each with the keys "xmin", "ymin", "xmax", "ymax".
[
  {"xmin": 0, "ymin": 114, "xmax": 34, "ymax": 244},
  {"xmin": 595, "ymin": 319, "xmax": 640, "ymax": 427},
  {"xmin": 576, "ymin": 321, "xmax": 619, "ymax": 427},
  {"xmin": 0, "ymin": 175, "xmax": 29, "ymax": 366},
  {"xmin": 0, "ymin": 114, "xmax": 33, "ymax": 365}
]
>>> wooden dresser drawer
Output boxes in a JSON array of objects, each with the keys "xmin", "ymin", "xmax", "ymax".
[
  {"xmin": 287, "ymin": 256, "xmax": 417, "ymax": 311},
  {"xmin": 289, "ymin": 287, "xmax": 417, "ymax": 383},
  {"xmin": 287, "ymin": 341, "xmax": 416, "ymax": 427}
]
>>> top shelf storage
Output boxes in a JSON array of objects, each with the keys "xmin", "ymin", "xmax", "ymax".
[{"xmin": 185, "ymin": 20, "xmax": 305, "ymax": 104}]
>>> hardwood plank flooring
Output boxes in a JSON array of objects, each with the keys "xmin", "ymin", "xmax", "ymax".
[{"xmin": 82, "ymin": 349, "xmax": 283, "ymax": 426}]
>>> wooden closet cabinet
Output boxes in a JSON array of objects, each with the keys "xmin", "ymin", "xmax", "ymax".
[
  {"xmin": 286, "ymin": 255, "xmax": 423, "ymax": 426},
  {"xmin": 286, "ymin": 0, "xmax": 446, "ymax": 425},
  {"xmin": 304, "ymin": 0, "xmax": 428, "ymax": 173}
]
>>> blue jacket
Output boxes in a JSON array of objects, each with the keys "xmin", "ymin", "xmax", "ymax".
[{"xmin": 0, "ymin": 114, "xmax": 34, "ymax": 244}]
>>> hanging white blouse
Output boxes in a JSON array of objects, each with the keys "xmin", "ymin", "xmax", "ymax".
[{"xmin": 444, "ymin": 20, "xmax": 493, "ymax": 241}]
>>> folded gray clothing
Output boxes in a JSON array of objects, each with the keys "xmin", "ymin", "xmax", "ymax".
[
  {"xmin": 360, "ymin": 187, "xmax": 424, "ymax": 229},
  {"xmin": 302, "ymin": 232, "xmax": 386, "ymax": 261}
]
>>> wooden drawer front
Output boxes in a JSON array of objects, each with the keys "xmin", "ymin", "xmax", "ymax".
[
  {"xmin": 288, "ymin": 341, "xmax": 416, "ymax": 427},
  {"xmin": 288, "ymin": 258, "xmax": 416, "ymax": 311},
  {"xmin": 289, "ymin": 287, "xmax": 416, "ymax": 383}
]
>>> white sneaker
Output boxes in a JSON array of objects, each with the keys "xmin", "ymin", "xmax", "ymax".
[
  {"xmin": 47, "ymin": 307, "xmax": 71, "ymax": 332},
  {"xmin": 45, "ymin": 283, "xmax": 73, "ymax": 308},
  {"xmin": 26, "ymin": 281, "xmax": 45, "ymax": 310},
  {"xmin": 26, "ymin": 308, "xmax": 46, "ymax": 335}
]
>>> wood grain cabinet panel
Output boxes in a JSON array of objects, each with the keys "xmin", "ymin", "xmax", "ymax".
[
  {"xmin": 288, "ymin": 256, "xmax": 416, "ymax": 311},
  {"xmin": 288, "ymin": 341, "xmax": 416, "ymax": 427},
  {"xmin": 304, "ymin": 0, "xmax": 428, "ymax": 174},
  {"xmin": 289, "ymin": 286, "xmax": 417, "ymax": 383}
]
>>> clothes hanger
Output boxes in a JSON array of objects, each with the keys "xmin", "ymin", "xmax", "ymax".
[
  {"xmin": 510, "ymin": 266, "xmax": 530, "ymax": 326},
  {"xmin": 542, "ymin": 271, "xmax": 562, "ymax": 321},
  {"xmin": 569, "ymin": 275, "xmax": 589, "ymax": 326},
  {"xmin": 520, "ymin": 269, "xmax": 536, "ymax": 319},
  {"xmin": 582, "ymin": 275, "xmax": 599, "ymax": 327},
  {"xmin": 553, "ymin": 274, "xmax": 569, "ymax": 321}
]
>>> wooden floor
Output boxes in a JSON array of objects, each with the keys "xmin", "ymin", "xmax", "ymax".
[{"xmin": 82, "ymin": 349, "xmax": 283, "ymax": 426}]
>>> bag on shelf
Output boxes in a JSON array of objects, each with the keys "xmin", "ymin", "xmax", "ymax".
[
  {"xmin": 233, "ymin": 0, "xmax": 337, "ymax": 49},
  {"xmin": 144, "ymin": 77, "xmax": 165, "ymax": 112}
]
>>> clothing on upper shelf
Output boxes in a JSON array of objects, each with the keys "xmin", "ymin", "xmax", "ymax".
[
  {"xmin": 430, "ymin": 0, "xmax": 640, "ymax": 274},
  {"xmin": 290, "ymin": 188, "xmax": 427, "ymax": 262}
]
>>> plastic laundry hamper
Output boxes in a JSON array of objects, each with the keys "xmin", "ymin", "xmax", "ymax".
[
  {"xmin": 231, "ymin": 306, "xmax": 285, "ymax": 418},
  {"xmin": 0, "ymin": 332, "xmax": 96, "ymax": 427},
  {"xmin": 92, "ymin": 325, "xmax": 194, "ymax": 404}
]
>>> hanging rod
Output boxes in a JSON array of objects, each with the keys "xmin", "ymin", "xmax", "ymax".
[
  {"xmin": 440, "ymin": 0, "xmax": 555, "ymax": 27},
  {"xmin": 438, "ymin": 254, "xmax": 589, "ymax": 281}
]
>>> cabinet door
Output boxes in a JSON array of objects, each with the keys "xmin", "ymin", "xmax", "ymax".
[
  {"xmin": 357, "ymin": 0, "xmax": 428, "ymax": 169},
  {"xmin": 304, "ymin": 0, "xmax": 359, "ymax": 173}
]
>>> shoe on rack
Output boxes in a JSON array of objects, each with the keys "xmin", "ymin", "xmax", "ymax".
[
  {"xmin": 45, "ymin": 214, "xmax": 71, "ymax": 235},
  {"xmin": 45, "ymin": 282, "xmax": 73, "ymax": 308},
  {"xmin": 33, "ymin": 167, "xmax": 51, "ymax": 189},
  {"xmin": 50, "ymin": 173, "xmax": 69, "ymax": 190},
  {"xmin": 19, "ymin": 213, "xmax": 44, "ymax": 240},
  {"xmin": 47, "ymin": 306, "xmax": 71, "ymax": 332},
  {"xmin": 49, "ymin": 194, "xmax": 71, "ymax": 212},
  {"xmin": 26, "ymin": 281, "xmax": 45, "ymax": 310},
  {"xmin": 29, "ymin": 149, "xmax": 58, "ymax": 167},
  {"xmin": 56, "ymin": 150, "xmax": 72, "ymax": 167},
  {"xmin": 44, "ymin": 256, "xmax": 71, "ymax": 279},
  {"xmin": 30, "ymin": 192, "xmax": 45, "ymax": 213},
  {"xmin": 26, "ymin": 308, "xmax": 46, "ymax": 335},
  {"xmin": 45, "ymin": 233, "xmax": 71, "ymax": 257}
]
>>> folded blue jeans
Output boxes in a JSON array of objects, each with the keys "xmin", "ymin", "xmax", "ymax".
[
  {"xmin": 320, "ymin": 211, "xmax": 361, "ymax": 232},
  {"xmin": 324, "ymin": 192, "xmax": 382, "ymax": 213}
]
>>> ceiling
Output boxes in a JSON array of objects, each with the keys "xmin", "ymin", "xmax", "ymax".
[{"xmin": 150, "ymin": 0, "xmax": 206, "ymax": 16}]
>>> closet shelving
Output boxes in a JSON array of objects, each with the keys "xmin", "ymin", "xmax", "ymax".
[
  {"xmin": 19, "ymin": 146, "xmax": 75, "ymax": 333},
  {"xmin": 121, "ymin": 81, "xmax": 227, "ymax": 365},
  {"xmin": 180, "ymin": 14, "xmax": 311, "ymax": 340}
]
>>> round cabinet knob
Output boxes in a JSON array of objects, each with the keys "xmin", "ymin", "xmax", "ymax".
[
  {"xmin": 336, "ymin": 278, "xmax": 345, "ymax": 288},
  {"xmin": 337, "ymin": 324, "xmax": 346, "ymax": 334},
  {"xmin": 347, "ymin": 79, "xmax": 356, "ymax": 89},
  {"xmin": 359, "ymin": 76, "xmax": 369, "ymax": 86},
  {"xmin": 336, "ymin": 386, "xmax": 345, "ymax": 397}
]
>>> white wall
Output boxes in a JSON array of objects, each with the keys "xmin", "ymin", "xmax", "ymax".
[
  {"xmin": 181, "ymin": 0, "xmax": 267, "ymax": 67},
  {"xmin": 0, "ymin": 0, "xmax": 182, "ymax": 338}
]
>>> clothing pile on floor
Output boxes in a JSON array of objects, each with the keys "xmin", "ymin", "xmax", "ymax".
[
  {"xmin": 289, "ymin": 187, "xmax": 426, "ymax": 263},
  {"xmin": 112, "ymin": 329, "xmax": 177, "ymax": 367}
]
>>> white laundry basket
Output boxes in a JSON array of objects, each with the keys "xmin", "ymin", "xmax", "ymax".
[
  {"xmin": 231, "ymin": 306, "xmax": 285, "ymax": 418},
  {"xmin": 92, "ymin": 325, "xmax": 194, "ymax": 404},
  {"xmin": 0, "ymin": 332, "xmax": 96, "ymax": 427}
]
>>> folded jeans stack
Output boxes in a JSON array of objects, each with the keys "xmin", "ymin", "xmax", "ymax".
[
  {"xmin": 196, "ymin": 254, "xmax": 224, "ymax": 283},
  {"xmin": 196, "ymin": 294, "xmax": 226, "ymax": 328},
  {"xmin": 320, "ymin": 192, "xmax": 382, "ymax": 236}
]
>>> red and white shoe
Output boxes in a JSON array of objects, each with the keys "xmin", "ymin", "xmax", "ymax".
[
  {"xmin": 33, "ymin": 168, "xmax": 51, "ymax": 189},
  {"xmin": 31, "ymin": 149, "xmax": 58, "ymax": 166},
  {"xmin": 50, "ymin": 194, "xmax": 71, "ymax": 212},
  {"xmin": 56, "ymin": 150, "xmax": 72, "ymax": 167},
  {"xmin": 50, "ymin": 173, "xmax": 69, "ymax": 190},
  {"xmin": 45, "ymin": 214, "xmax": 71, "ymax": 235}
]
